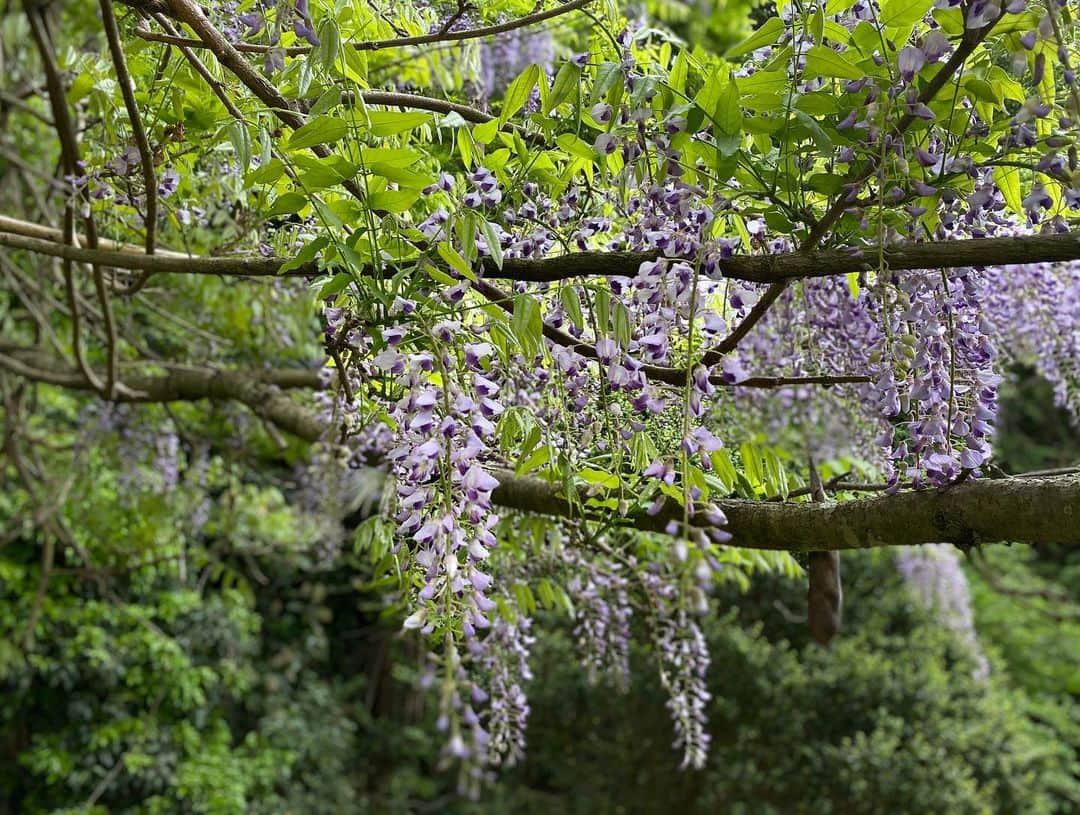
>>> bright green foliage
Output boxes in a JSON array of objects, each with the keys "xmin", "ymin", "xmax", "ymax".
[{"xmin": 2, "ymin": 0, "xmax": 1080, "ymax": 809}]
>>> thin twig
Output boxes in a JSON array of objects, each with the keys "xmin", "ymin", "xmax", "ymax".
[
  {"xmin": 27, "ymin": 8, "xmax": 120, "ymax": 397},
  {"xmin": 130, "ymin": 0, "xmax": 595, "ymax": 54},
  {"xmin": 101, "ymin": 0, "xmax": 158, "ymax": 256}
]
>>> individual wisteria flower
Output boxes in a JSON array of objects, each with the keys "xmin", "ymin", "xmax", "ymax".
[
  {"xmin": 293, "ymin": 0, "xmax": 319, "ymax": 45},
  {"xmin": 965, "ymin": 0, "xmax": 1001, "ymax": 28},
  {"xmin": 157, "ymin": 167, "xmax": 180, "ymax": 197},
  {"xmin": 594, "ymin": 132, "xmax": 619, "ymax": 155},
  {"xmin": 898, "ymin": 46, "xmax": 926, "ymax": 83},
  {"xmin": 1021, "ymin": 184, "xmax": 1052, "ymax": 222}
]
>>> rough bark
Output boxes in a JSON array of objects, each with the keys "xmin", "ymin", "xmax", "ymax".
[
  {"xmin": 490, "ymin": 469, "xmax": 1080, "ymax": 550},
  {"xmin": 6, "ymin": 221, "xmax": 1079, "ymax": 285}
]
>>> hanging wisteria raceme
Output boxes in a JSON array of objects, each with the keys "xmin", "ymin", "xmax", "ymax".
[
  {"xmin": 868, "ymin": 268, "xmax": 999, "ymax": 488},
  {"xmin": 981, "ymin": 261, "xmax": 1080, "ymax": 420},
  {"xmin": 565, "ymin": 549, "xmax": 634, "ymax": 688},
  {"xmin": 894, "ymin": 544, "xmax": 990, "ymax": 680},
  {"xmin": 642, "ymin": 566, "xmax": 713, "ymax": 770},
  {"xmin": 478, "ymin": 27, "xmax": 554, "ymax": 101},
  {"xmin": 473, "ymin": 611, "xmax": 535, "ymax": 769}
]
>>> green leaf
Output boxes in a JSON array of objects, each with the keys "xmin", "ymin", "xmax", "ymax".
[
  {"xmin": 511, "ymin": 295, "xmax": 542, "ymax": 359},
  {"xmin": 795, "ymin": 93, "xmax": 841, "ymax": 116},
  {"xmin": 577, "ymin": 468, "xmax": 620, "ymax": 489},
  {"xmin": 473, "ymin": 118, "xmax": 500, "ymax": 145},
  {"xmin": 280, "ymin": 234, "xmax": 329, "ymax": 274},
  {"xmin": 803, "ymin": 46, "xmax": 864, "ymax": 80},
  {"xmin": 246, "ymin": 158, "xmax": 285, "ymax": 187},
  {"xmin": 695, "ymin": 71, "xmax": 722, "ymax": 124},
  {"xmin": 287, "ymin": 115, "xmax": 349, "ymax": 150},
  {"xmin": 612, "ymin": 300, "xmax": 631, "ymax": 348},
  {"xmin": 716, "ymin": 78, "xmax": 743, "ymax": 136},
  {"xmin": 560, "ymin": 286, "xmax": 584, "ymax": 331},
  {"xmin": 739, "ymin": 442, "xmax": 764, "ymax": 487},
  {"xmin": 811, "ymin": 6, "xmax": 825, "ymax": 42},
  {"xmin": 725, "ymin": 17, "xmax": 785, "ymax": 58},
  {"xmin": 711, "ymin": 448, "xmax": 737, "ymax": 493},
  {"xmin": 537, "ymin": 578, "xmax": 557, "ymax": 609},
  {"xmin": 226, "ymin": 123, "xmax": 252, "ymax": 171},
  {"xmin": 669, "ymin": 50, "xmax": 689, "ymax": 95},
  {"xmin": 318, "ymin": 272, "xmax": 353, "ymax": 297},
  {"xmin": 357, "ymin": 147, "xmax": 423, "ymax": 167},
  {"xmin": 765, "ymin": 208, "xmax": 793, "ymax": 233},
  {"xmin": 847, "ymin": 271, "xmax": 861, "ymax": 298},
  {"xmin": 315, "ymin": 19, "xmax": 341, "ymax": 72},
  {"xmin": 738, "ymin": 68, "xmax": 788, "ymax": 98},
  {"xmin": 437, "ymin": 241, "xmax": 476, "ymax": 282},
  {"xmin": 481, "ymin": 219, "xmax": 504, "ymax": 271},
  {"xmin": 501, "ymin": 64, "xmax": 540, "ymax": 125},
  {"xmin": 792, "ymin": 110, "xmax": 833, "ymax": 152},
  {"xmin": 296, "ymin": 156, "xmax": 357, "ymax": 190},
  {"xmin": 363, "ymin": 111, "xmax": 431, "ymax": 137},
  {"xmin": 964, "ymin": 77, "xmax": 999, "ymax": 104},
  {"xmin": 456, "ymin": 212, "xmax": 477, "ymax": 264},
  {"xmin": 368, "ymin": 189, "xmax": 419, "ymax": 212},
  {"xmin": 369, "ymin": 164, "xmax": 434, "ymax": 189},
  {"xmin": 545, "ymin": 62, "xmax": 580, "ymax": 113},
  {"xmin": 265, "ymin": 192, "xmax": 307, "ymax": 217},
  {"xmin": 590, "ymin": 62, "xmax": 624, "ymax": 105},
  {"xmin": 517, "ymin": 445, "xmax": 550, "ymax": 475},
  {"xmin": 595, "ymin": 288, "xmax": 610, "ymax": 337},
  {"xmin": 556, "ymin": 133, "xmax": 598, "ymax": 160},
  {"xmin": 879, "ymin": 0, "xmax": 934, "ymax": 27},
  {"xmin": 808, "ymin": 172, "xmax": 845, "ymax": 194}
]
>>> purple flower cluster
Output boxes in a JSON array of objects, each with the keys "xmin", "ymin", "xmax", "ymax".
[
  {"xmin": 870, "ymin": 269, "xmax": 999, "ymax": 487},
  {"xmin": 478, "ymin": 28, "xmax": 554, "ymax": 101},
  {"xmin": 645, "ymin": 570, "xmax": 712, "ymax": 770},
  {"xmin": 473, "ymin": 613, "xmax": 534, "ymax": 768},
  {"xmin": 895, "ymin": 544, "xmax": 989, "ymax": 679},
  {"xmin": 566, "ymin": 550, "xmax": 633, "ymax": 688},
  {"xmin": 982, "ymin": 261, "xmax": 1080, "ymax": 419}
]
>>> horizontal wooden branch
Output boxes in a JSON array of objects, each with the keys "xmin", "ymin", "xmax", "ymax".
[
  {"xmin": 5, "ymin": 349, "xmax": 1079, "ymax": 552},
  {"xmin": 0, "ymin": 351, "xmax": 326, "ymax": 441},
  {"xmin": 481, "ymin": 232, "xmax": 1080, "ymax": 284},
  {"xmin": 490, "ymin": 469, "xmax": 1080, "ymax": 550},
  {"xmin": 5, "ymin": 217, "xmax": 1078, "ymax": 285}
]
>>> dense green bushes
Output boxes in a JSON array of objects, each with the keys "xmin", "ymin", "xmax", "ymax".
[{"xmin": 5, "ymin": 534, "xmax": 1077, "ymax": 814}]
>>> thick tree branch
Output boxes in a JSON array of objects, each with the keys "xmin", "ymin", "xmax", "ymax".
[
  {"xmin": 490, "ymin": 469, "xmax": 1080, "ymax": 550},
  {"xmin": 0, "ymin": 351, "xmax": 327, "ymax": 441},
  {"xmin": 5, "ymin": 222, "xmax": 1080, "ymax": 285}
]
